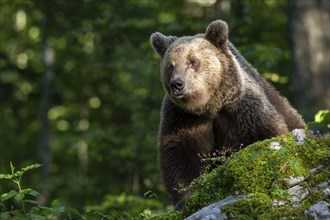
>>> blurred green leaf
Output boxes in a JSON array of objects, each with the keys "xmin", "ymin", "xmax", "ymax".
[
  {"xmin": 0, "ymin": 212, "xmax": 10, "ymax": 220},
  {"xmin": 22, "ymin": 188, "xmax": 40, "ymax": 197},
  {"xmin": 1, "ymin": 190, "xmax": 18, "ymax": 202},
  {"xmin": 0, "ymin": 174, "xmax": 13, "ymax": 180},
  {"xmin": 14, "ymin": 193, "xmax": 25, "ymax": 202},
  {"xmin": 315, "ymin": 110, "xmax": 330, "ymax": 125},
  {"xmin": 21, "ymin": 164, "xmax": 42, "ymax": 172},
  {"xmin": 10, "ymin": 162, "xmax": 15, "ymax": 175}
]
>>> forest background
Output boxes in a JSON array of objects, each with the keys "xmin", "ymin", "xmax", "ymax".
[{"xmin": 0, "ymin": 0, "xmax": 329, "ymax": 217}]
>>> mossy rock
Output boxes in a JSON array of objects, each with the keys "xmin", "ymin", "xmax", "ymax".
[
  {"xmin": 145, "ymin": 132, "xmax": 329, "ymax": 219},
  {"xmin": 181, "ymin": 132, "xmax": 330, "ymax": 219}
]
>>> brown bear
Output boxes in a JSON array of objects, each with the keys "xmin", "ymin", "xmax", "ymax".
[{"xmin": 150, "ymin": 20, "xmax": 305, "ymax": 209}]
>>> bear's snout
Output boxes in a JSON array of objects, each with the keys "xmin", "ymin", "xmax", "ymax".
[{"xmin": 170, "ymin": 79, "xmax": 185, "ymax": 96}]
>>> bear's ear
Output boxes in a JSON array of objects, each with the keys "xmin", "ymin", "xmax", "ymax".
[
  {"xmin": 150, "ymin": 32, "xmax": 177, "ymax": 56},
  {"xmin": 205, "ymin": 20, "xmax": 228, "ymax": 48}
]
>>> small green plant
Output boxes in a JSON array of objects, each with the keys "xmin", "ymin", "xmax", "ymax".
[
  {"xmin": 0, "ymin": 162, "xmax": 41, "ymax": 214},
  {"xmin": 1, "ymin": 162, "xmax": 156, "ymax": 219},
  {"xmin": 0, "ymin": 162, "xmax": 76, "ymax": 219},
  {"xmin": 307, "ymin": 110, "xmax": 330, "ymax": 134}
]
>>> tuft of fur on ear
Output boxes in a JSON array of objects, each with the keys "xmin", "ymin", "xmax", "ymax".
[
  {"xmin": 205, "ymin": 20, "xmax": 229, "ymax": 48},
  {"xmin": 150, "ymin": 32, "xmax": 177, "ymax": 56}
]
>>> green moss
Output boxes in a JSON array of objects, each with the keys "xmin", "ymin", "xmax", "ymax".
[
  {"xmin": 270, "ymin": 186, "xmax": 291, "ymax": 201},
  {"xmin": 181, "ymin": 133, "xmax": 330, "ymax": 218},
  {"xmin": 219, "ymin": 134, "xmax": 309, "ymax": 195},
  {"xmin": 222, "ymin": 193, "xmax": 272, "ymax": 219},
  {"xmin": 259, "ymin": 206, "xmax": 309, "ymax": 220},
  {"xmin": 309, "ymin": 171, "xmax": 330, "ymax": 188},
  {"xmin": 291, "ymin": 134, "xmax": 330, "ymax": 169},
  {"xmin": 181, "ymin": 191, "xmax": 212, "ymax": 218}
]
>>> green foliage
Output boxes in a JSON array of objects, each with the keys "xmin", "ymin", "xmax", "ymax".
[
  {"xmin": 315, "ymin": 110, "xmax": 330, "ymax": 124},
  {"xmin": 0, "ymin": 162, "xmax": 77, "ymax": 219},
  {"xmin": 85, "ymin": 193, "xmax": 163, "ymax": 217},
  {"xmin": 137, "ymin": 209, "xmax": 181, "ymax": 220},
  {"xmin": 0, "ymin": 162, "xmax": 41, "ymax": 214},
  {"xmin": 0, "ymin": 162, "xmax": 125, "ymax": 219},
  {"xmin": 307, "ymin": 110, "xmax": 330, "ymax": 134}
]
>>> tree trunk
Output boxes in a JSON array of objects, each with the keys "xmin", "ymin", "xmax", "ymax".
[
  {"xmin": 288, "ymin": 0, "xmax": 330, "ymax": 120},
  {"xmin": 38, "ymin": 9, "xmax": 55, "ymax": 205}
]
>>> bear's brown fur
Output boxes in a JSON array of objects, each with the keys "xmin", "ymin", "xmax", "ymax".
[{"xmin": 150, "ymin": 20, "xmax": 305, "ymax": 209}]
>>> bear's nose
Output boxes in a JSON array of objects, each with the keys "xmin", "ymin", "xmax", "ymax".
[{"xmin": 170, "ymin": 79, "xmax": 184, "ymax": 92}]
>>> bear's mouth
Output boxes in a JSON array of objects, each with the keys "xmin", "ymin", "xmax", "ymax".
[
  {"xmin": 175, "ymin": 94, "xmax": 186, "ymax": 99},
  {"xmin": 171, "ymin": 90, "xmax": 186, "ymax": 99}
]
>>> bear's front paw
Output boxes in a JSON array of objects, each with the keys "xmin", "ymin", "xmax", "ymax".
[
  {"xmin": 174, "ymin": 201, "xmax": 185, "ymax": 210},
  {"xmin": 174, "ymin": 191, "xmax": 191, "ymax": 210}
]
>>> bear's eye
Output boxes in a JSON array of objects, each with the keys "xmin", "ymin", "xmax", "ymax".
[
  {"xmin": 167, "ymin": 64, "xmax": 174, "ymax": 72},
  {"xmin": 189, "ymin": 60, "xmax": 199, "ymax": 69}
]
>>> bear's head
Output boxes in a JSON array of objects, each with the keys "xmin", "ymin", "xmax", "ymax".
[{"xmin": 150, "ymin": 20, "xmax": 243, "ymax": 116}]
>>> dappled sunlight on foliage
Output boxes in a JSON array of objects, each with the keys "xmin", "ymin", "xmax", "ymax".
[{"xmin": 0, "ymin": 0, "xmax": 328, "ymax": 218}]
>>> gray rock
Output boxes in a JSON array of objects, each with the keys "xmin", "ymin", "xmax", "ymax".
[
  {"xmin": 272, "ymin": 199, "xmax": 286, "ymax": 207},
  {"xmin": 288, "ymin": 185, "xmax": 309, "ymax": 207},
  {"xmin": 311, "ymin": 165, "xmax": 324, "ymax": 175},
  {"xmin": 184, "ymin": 195, "xmax": 248, "ymax": 220},
  {"xmin": 304, "ymin": 201, "xmax": 330, "ymax": 220},
  {"xmin": 323, "ymin": 188, "xmax": 330, "ymax": 197},
  {"xmin": 317, "ymin": 181, "xmax": 329, "ymax": 191},
  {"xmin": 283, "ymin": 176, "xmax": 305, "ymax": 187},
  {"xmin": 291, "ymin": 129, "xmax": 306, "ymax": 145},
  {"xmin": 269, "ymin": 141, "xmax": 281, "ymax": 150}
]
